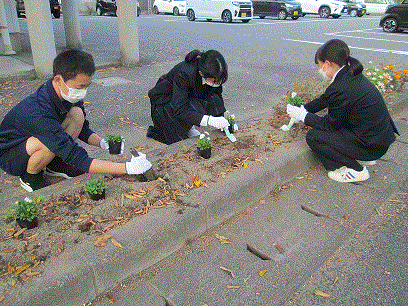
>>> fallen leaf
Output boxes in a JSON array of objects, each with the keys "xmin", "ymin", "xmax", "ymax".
[
  {"xmin": 13, "ymin": 228, "xmax": 26, "ymax": 238},
  {"xmin": 15, "ymin": 264, "xmax": 30, "ymax": 276},
  {"xmin": 2, "ymin": 249, "xmax": 15, "ymax": 253},
  {"xmin": 259, "ymin": 269, "xmax": 267, "ymax": 276},
  {"xmin": 343, "ymin": 213, "xmax": 351, "ymax": 219},
  {"xmin": 124, "ymin": 194, "xmax": 141, "ymax": 199},
  {"xmin": 267, "ymin": 218, "xmax": 273, "ymax": 223},
  {"xmin": 57, "ymin": 244, "xmax": 64, "ymax": 253},
  {"xmin": 226, "ymin": 285, "xmax": 240, "ymax": 289},
  {"xmin": 73, "ymin": 179, "xmax": 83, "ymax": 185},
  {"xmin": 4, "ymin": 180, "xmax": 12, "ymax": 184},
  {"xmin": 215, "ymin": 234, "xmax": 231, "ymax": 244},
  {"xmin": 10, "ymin": 279, "xmax": 16, "ymax": 287},
  {"xmin": 193, "ymin": 174, "xmax": 201, "ymax": 187},
  {"xmin": 94, "ymin": 234, "xmax": 112, "ymax": 247},
  {"xmin": 31, "ymin": 254, "xmax": 36, "ymax": 261},
  {"xmin": 220, "ymin": 266, "xmax": 235, "ymax": 278},
  {"xmin": 111, "ymin": 238, "xmax": 123, "ymax": 248},
  {"xmin": 314, "ymin": 290, "xmax": 331, "ymax": 298},
  {"xmin": 107, "ymin": 294, "xmax": 117, "ymax": 302},
  {"xmin": 26, "ymin": 271, "xmax": 41, "ymax": 277}
]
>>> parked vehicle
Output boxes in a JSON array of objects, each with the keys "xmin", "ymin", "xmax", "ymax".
[
  {"xmin": 361, "ymin": 0, "xmax": 393, "ymax": 14},
  {"xmin": 96, "ymin": 0, "xmax": 141, "ymax": 17},
  {"xmin": 252, "ymin": 0, "xmax": 303, "ymax": 20},
  {"xmin": 297, "ymin": 0, "xmax": 348, "ymax": 18},
  {"xmin": 152, "ymin": 0, "xmax": 187, "ymax": 15},
  {"xmin": 16, "ymin": 0, "xmax": 61, "ymax": 18},
  {"xmin": 380, "ymin": 0, "xmax": 408, "ymax": 32},
  {"xmin": 339, "ymin": 0, "xmax": 366, "ymax": 16},
  {"xmin": 186, "ymin": 0, "xmax": 253, "ymax": 23}
]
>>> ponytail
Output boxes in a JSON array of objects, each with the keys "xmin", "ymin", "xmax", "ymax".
[
  {"xmin": 185, "ymin": 49, "xmax": 228, "ymax": 84},
  {"xmin": 185, "ymin": 50, "xmax": 202, "ymax": 63},
  {"xmin": 315, "ymin": 39, "xmax": 363, "ymax": 77}
]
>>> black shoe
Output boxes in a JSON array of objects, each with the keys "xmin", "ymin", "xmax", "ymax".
[
  {"xmin": 19, "ymin": 171, "xmax": 48, "ymax": 192},
  {"xmin": 45, "ymin": 156, "xmax": 84, "ymax": 179}
]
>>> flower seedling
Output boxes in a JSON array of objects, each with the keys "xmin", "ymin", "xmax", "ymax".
[
  {"xmin": 196, "ymin": 132, "xmax": 212, "ymax": 150},
  {"xmin": 105, "ymin": 134, "xmax": 124, "ymax": 154},
  {"xmin": 285, "ymin": 92, "xmax": 303, "ymax": 106},
  {"xmin": 225, "ymin": 111, "xmax": 236, "ymax": 126},
  {"xmin": 7, "ymin": 197, "xmax": 39, "ymax": 222},
  {"xmin": 84, "ymin": 176, "xmax": 107, "ymax": 195},
  {"xmin": 104, "ymin": 134, "xmax": 124, "ymax": 143}
]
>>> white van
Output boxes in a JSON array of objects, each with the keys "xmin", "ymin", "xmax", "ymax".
[
  {"xmin": 186, "ymin": 0, "xmax": 253, "ymax": 23},
  {"xmin": 361, "ymin": 0, "xmax": 393, "ymax": 14},
  {"xmin": 297, "ymin": 0, "xmax": 348, "ymax": 17}
]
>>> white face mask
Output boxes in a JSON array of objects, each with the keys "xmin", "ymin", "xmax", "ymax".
[
  {"xmin": 202, "ymin": 77, "xmax": 221, "ymax": 88},
  {"xmin": 60, "ymin": 79, "xmax": 87, "ymax": 103},
  {"xmin": 318, "ymin": 62, "xmax": 331, "ymax": 82}
]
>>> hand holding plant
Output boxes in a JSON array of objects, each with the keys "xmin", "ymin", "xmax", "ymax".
[{"xmin": 286, "ymin": 92, "xmax": 303, "ymax": 106}]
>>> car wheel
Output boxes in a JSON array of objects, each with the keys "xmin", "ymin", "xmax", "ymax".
[
  {"xmin": 382, "ymin": 17, "xmax": 398, "ymax": 33},
  {"xmin": 206, "ymin": 19, "xmax": 212, "ymax": 21},
  {"xmin": 350, "ymin": 9, "xmax": 357, "ymax": 17},
  {"xmin": 259, "ymin": 16, "xmax": 266, "ymax": 19},
  {"xmin": 332, "ymin": 14, "xmax": 340, "ymax": 18},
  {"xmin": 96, "ymin": 7, "xmax": 102, "ymax": 16},
  {"xmin": 291, "ymin": 16, "xmax": 299, "ymax": 20},
  {"xmin": 53, "ymin": 10, "xmax": 61, "ymax": 18},
  {"xmin": 222, "ymin": 10, "xmax": 232, "ymax": 23},
  {"xmin": 357, "ymin": 12, "xmax": 364, "ymax": 17},
  {"xmin": 242, "ymin": 19, "xmax": 250, "ymax": 23},
  {"xmin": 187, "ymin": 9, "xmax": 195, "ymax": 21},
  {"xmin": 152, "ymin": 5, "xmax": 159, "ymax": 14},
  {"xmin": 137, "ymin": 8, "xmax": 141, "ymax": 16},
  {"xmin": 319, "ymin": 6, "xmax": 330, "ymax": 18},
  {"xmin": 173, "ymin": 6, "xmax": 179, "ymax": 16},
  {"xmin": 278, "ymin": 10, "xmax": 287, "ymax": 20}
]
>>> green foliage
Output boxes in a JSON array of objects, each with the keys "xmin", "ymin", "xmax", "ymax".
[
  {"xmin": 105, "ymin": 134, "xmax": 124, "ymax": 143},
  {"xmin": 7, "ymin": 197, "xmax": 39, "ymax": 221},
  {"xmin": 84, "ymin": 176, "xmax": 107, "ymax": 195},
  {"xmin": 225, "ymin": 111, "xmax": 236, "ymax": 125},
  {"xmin": 285, "ymin": 92, "xmax": 303, "ymax": 106},
  {"xmin": 270, "ymin": 182, "xmax": 282, "ymax": 197},
  {"xmin": 196, "ymin": 132, "xmax": 212, "ymax": 150},
  {"xmin": 35, "ymin": 195, "xmax": 48, "ymax": 204},
  {"xmin": 363, "ymin": 63, "xmax": 408, "ymax": 94}
]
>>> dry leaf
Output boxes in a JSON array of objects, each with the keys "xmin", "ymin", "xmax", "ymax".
[
  {"xmin": 343, "ymin": 213, "xmax": 351, "ymax": 219},
  {"xmin": 275, "ymin": 244, "xmax": 284, "ymax": 254},
  {"xmin": 31, "ymin": 254, "xmax": 36, "ymax": 261},
  {"xmin": 193, "ymin": 174, "xmax": 201, "ymax": 187},
  {"xmin": 94, "ymin": 234, "xmax": 112, "ymax": 247},
  {"xmin": 267, "ymin": 218, "xmax": 273, "ymax": 223},
  {"xmin": 111, "ymin": 238, "xmax": 123, "ymax": 248},
  {"xmin": 15, "ymin": 264, "xmax": 30, "ymax": 276},
  {"xmin": 226, "ymin": 285, "xmax": 240, "ymax": 289},
  {"xmin": 10, "ymin": 279, "xmax": 16, "ymax": 287},
  {"xmin": 57, "ymin": 244, "xmax": 63, "ymax": 253},
  {"xmin": 2, "ymin": 249, "xmax": 15, "ymax": 253},
  {"xmin": 73, "ymin": 179, "xmax": 83, "ymax": 185},
  {"xmin": 220, "ymin": 266, "xmax": 235, "ymax": 278},
  {"xmin": 314, "ymin": 290, "xmax": 331, "ymax": 298},
  {"xmin": 13, "ymin": 228, "xmax": 26, "ymax": 238},
  {"xmin": 124, "ymin": 194, "xmax": 141, "ymax": 199},
  {"xmin": 259, "ymin": 269, "xmax": 267, "ymax": 276}
]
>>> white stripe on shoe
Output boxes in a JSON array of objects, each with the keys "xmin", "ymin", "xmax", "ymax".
[{"xmin": 19, "ymin": 178, "xmax": 33, "ymax": 192}]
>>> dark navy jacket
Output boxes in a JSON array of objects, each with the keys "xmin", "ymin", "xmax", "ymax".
[
  {"xmin": 304, "ymin": 66, "xmax": 398, "ymax": 150},
  {"xmin": 0, "ymin": 79, "xmax": 94, "ymax": 173}
]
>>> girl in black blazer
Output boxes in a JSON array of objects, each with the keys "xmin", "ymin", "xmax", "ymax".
[
  {"xmin": 287, "ymin": 39, "xmax": 398, "ymax": 183},
  {"xmin": 147, "ymin": 50, "xmax": 231, "ymax": 145}
]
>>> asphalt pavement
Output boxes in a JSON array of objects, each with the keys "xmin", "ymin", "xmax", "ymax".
[{"xmin": 0, "ymin": 13, "xmax": 407, "ymax": 306}]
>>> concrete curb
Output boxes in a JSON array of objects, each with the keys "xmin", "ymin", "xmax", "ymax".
[{"xmin": 4, "ymin": 142, "xmax": 319, "ymax": 306}]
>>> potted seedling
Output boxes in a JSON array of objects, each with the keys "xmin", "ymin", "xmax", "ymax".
[
  {"xmin": 196, "ymin": 132, "xmax": 212, "ymax": 159},
  {"xmin": 105, "ymin": 133, "xmax": 124, "ymax": 155},
  {"xmin": 7, "ymin": 197, "xmax": 39, "ymax": 229},
  {"xmin": 130, "ymin": 148, "xmax": 157, "ymax": 182},
  {"xmin": 84, "ymin": 176, "xmax": 107, "ymax": 201},
  {"xmin": 225, "ymin": 111, "xmax": 236, "ymax": 134}
]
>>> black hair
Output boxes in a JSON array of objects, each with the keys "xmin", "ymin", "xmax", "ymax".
[
  {"xmin": 53, "ymin": 49, "xmax": 95, "ymax": 81},
  {"xmin": 314, "ymin": 39, "xmax": 363, "ymax": 77},
  {"xmin": 185, "ymin": 49, "xmax": 228, "ymax": 84}
]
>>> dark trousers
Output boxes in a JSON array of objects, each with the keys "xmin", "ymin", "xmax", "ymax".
[
  {"xmin": 149, "ymin": 95, "xmax": 225, "ymax": 145},
  {"xmin": 306, "ymin": 129, "xmax": 388, "ymax": 171}
]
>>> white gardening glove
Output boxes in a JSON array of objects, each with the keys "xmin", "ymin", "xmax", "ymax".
[
  {"xmin": 286, "ymin": 104, "xmax": 308, "ymax": 122},
  {"xmin": 207, "ymin": 116, "xmax": 230, "ymax": 129},
  {"xmin": 233, "ymin": 123, "xmax": 238, "ymax": 131},
  {"xmin": 125, "ymin": 152, "xmax": 152, "ymax": 175},
  {"xmin": 100, "ymin": 138, "xmax": 125, "ymax": 154}
]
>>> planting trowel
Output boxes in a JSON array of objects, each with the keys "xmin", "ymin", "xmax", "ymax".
[{"xmin": 224, "ymin": 127, "xmax": 236, "ymax": 142}]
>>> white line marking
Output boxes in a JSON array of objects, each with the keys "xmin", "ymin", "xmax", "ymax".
[
  {"xmin": 283, "ymin": 38, "xmax": 408, "ymax": 55},
  {"xmin": 325, "ymin": 33, "xmax": 408, "ymax": 44}
]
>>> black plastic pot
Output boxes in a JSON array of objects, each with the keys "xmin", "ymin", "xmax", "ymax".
[
  {"xmin": 16, "ymin": 217, "xmax": 38, "ymax": 229},
  {"xmin": 198, "ymin": 147, "xmax": 211, "ymax": 159},
  {"xmin": 87, "ymin": 189, "xmax": 106, "ymax": 201},
  {"xmin": 108, "ymin": 141, "xmax": 122, "ymax": 155},
  {"xmin": 228, "ymin": 125, "xmax": 234, "ymax": 134}
]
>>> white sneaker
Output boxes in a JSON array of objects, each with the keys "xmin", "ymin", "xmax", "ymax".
[
  {"xmin": 357, "ymin": 160, "xmax": 377, "ymax": 166},
  {"xmin": 328, "ymin": 166, "xmax": 370, "ymax": 183},
  {"xmin": 188, "ymin": 125, "xmax": 201, "ymax": 138}
]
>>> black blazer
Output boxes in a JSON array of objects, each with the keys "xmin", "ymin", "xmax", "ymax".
[
  {"xmin": 148, "ymin": 60, "xmax": 225, "ymax": 125},
  {"xmin": 304, "ymin": 66, "xmax": 398, "ymax": 148}
]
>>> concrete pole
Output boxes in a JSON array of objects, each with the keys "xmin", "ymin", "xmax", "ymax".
[
  {"xmin": 25, "ymin": 0, "xmax": 56, "ymax": 77},
  {"xmin": 4, "ymin": 0, "xmax": 21, "ymax": 52},
  {"xmin": 116, "ymin": 0, "xmax": 139, "ymax": 66},
  {"xmin": 0, "ymin": 0, "xmax": 15, "ymax": 55},
  {"xmin": 61, "ymin": 0, "xmax": 83, "ymax": 49}
]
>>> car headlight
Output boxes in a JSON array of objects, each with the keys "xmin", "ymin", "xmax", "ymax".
[{"xmin": 232, "ymin": 1, "xmax": 240, "ymax": 7}]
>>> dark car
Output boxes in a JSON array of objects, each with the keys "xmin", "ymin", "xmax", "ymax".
[
  {"xmin": 380, "ymin": 0, "xmax": 408, "ymax": 32},
  {"xmin": 96, "ymin": 0, "xmax": 141, "ymax": 17},
  {"xmin": 339, "ymin": 0, "xmax": 366, "ymax": 16},
  {"xmin": 16, "ymin": 0, "xmax": 61, "ymax": 18},
  {"xmin": 252, "ymin": 0, "xmax": 302, "ymax": 20}
]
